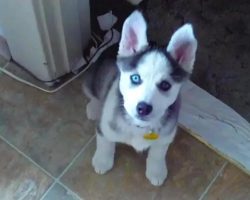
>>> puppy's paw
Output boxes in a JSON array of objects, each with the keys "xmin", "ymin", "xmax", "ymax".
[
  {"xmin": 92, "ymin": 152, "xmax": 114, "ymax": 174},
  {"xmin": 146, "ymin": 164, "xmax": 168, "ymax": 186}
]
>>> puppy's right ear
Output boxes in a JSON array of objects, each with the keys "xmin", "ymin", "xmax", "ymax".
[{"xmin": 118, "ymin": 10, "xmax": 148, "ymax": 57}]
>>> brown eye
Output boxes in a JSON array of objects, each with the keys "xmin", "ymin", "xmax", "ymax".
[{"xmin": 158, "ymin": 81, "xmax": 171, "ymax": 91}]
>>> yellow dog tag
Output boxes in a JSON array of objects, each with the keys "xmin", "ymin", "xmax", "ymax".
[{"xmin": 143, "ymin": 132, "xmax": 159, "ymax": 140}]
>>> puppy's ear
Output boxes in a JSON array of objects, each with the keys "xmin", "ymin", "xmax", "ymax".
[
  {"xmin": 167, "ymin": 24, "xmax": 197, "ymax": 73},
  {"xmin": 118, "ymin": 10, "xmax": 148, "ymax": 57}
]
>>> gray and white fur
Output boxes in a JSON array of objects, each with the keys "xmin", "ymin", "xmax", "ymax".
[{"xmin": 83, "ymin": 10, "xmax": 197, "ymax": 186}]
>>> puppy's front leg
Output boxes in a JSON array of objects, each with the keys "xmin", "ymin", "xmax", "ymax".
[
  {"xmin": 92, "ymin": 132, "xmax": 116, "ymax": 174},
  {"xmin": 146, "ymin": 143, "xmax": 170, "ymax": 186},
  {"xmin": 86, "ymin": 97, "xmax": 101, "ymax": 120}
]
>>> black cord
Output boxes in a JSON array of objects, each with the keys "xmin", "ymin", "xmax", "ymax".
[
  {"xmin": 75, "ymin": 29, "xmax": 115, "ymax": 74},
  {"xmin": 88, "ymin": 29, "xmax": 114, "ymax": 60}
]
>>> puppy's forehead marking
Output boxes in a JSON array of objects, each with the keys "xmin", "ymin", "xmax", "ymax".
[
  {"xmin": 117, "ymin": 47, "xmax": 189, "ymax": 82},
  {"xmin": 137, "ymin": 51, "xmax": 170, "ymax": 78}
]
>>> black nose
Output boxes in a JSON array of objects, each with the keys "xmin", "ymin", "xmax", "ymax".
[{"xmin": 137, "ymin": 102, "xmax": 153, "ymax": 116}]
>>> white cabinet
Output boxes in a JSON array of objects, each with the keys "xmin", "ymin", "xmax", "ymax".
[{"xmin": 0, "ymin": 0, "xmax": 91, "ymax": 82}]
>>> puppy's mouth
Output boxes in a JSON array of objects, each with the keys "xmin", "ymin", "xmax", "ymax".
[
  {"xmin": 123, "ymin": 110, "xmax": 151, "ymax": 127},
  {"xmin": 136, "ymin": 115, "xmax": 150, "ymax": 122},
  {"xmin": 134, "ymin": 114, "xmax": 155, "ymax": 126}
]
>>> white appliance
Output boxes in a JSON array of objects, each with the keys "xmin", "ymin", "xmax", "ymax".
[{"xmin": 0, "ymin": 0, "xmax": 91, "ymax": 82}]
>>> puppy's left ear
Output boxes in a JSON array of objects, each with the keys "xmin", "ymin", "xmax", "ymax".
[
  {"xmin": 167, "ymin": 24, "xmax": 198, "ymax": 73},
  {"xmin": 118, "ymin": 10, "xmax": 148, "ymax": 57}
]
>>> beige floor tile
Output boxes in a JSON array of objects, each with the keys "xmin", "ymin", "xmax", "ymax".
[
  {"xmin": 0, "ymin": 66, "xmax": 95, "ymax": 176},
  {"xmin": 204, "ymin": 164, "xmax": 250, "ymax": 200},
  {"xmin": 43, "ymin": 184, "xmax": 81, "ymax": 200},
  {"xmin": 62, "ymin": 129, "xmax": 225, "ymax": 200},
  {"xmin": 0, "ymin": 139, "xmax": 52, "ymax": 200}
]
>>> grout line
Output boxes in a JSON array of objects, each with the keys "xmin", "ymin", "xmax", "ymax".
[
  {"xmin": 39, "ymin": 182, "xmax": 57, "ymax": 200},
  {"xmin": 0, "ymin": 134, "xmax": 56, "ymax": 180},
  {"xmin": 0, "ymin": 132, "xmax": 94, "ymax": 200},
  {"xmin": 40, "ymin": 135, "xmax": 95, "ymax": 200},
  {"xmin": 0, "ymin": 135, "xmax": 57, "ymax": 200},
  {"xmin": 1, "ymin": 58, "xmax": 95, "ymax": 199},
  {"xmin": 58, "ymin": 181, "xmax": 85, "ymax": 200},
  {"xmin": 39, "ymin": 177, "xmax": 85, "ymax": 200},
  {"xmin": 3, "ymin": 61, "xmax": 10, "ymax": 69},
  {"xmin": 56, "ymin": 135, "xmax": 95, "ymax": 180},
  {"xmin": 0, "ymin": 61, "xmax": 10, "ymax": 75},
  {"xmin": 198, "ymin": 161, "xmax": 228, "ymax": 200}
]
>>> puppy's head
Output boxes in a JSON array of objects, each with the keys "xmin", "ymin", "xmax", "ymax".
[{"xmin": 117, "ymin": 11, "xmax": 198, "ymax": 126}]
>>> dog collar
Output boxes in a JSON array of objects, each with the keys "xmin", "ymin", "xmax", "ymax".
[{"xmin": 143, "ymin": 131, "xmax": 159, "ymax": 140}]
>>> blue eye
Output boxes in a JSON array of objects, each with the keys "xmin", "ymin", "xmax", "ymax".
[{"xmin": 130, "ymin": 74, "xmax": 142, "ymax": 85}]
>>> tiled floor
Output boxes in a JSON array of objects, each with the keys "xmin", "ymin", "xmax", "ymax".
[
  {"xmin": 0, "ymin": 58, "xmax": 250, "ymax": 200},
  {"xmin": 0, "ymin": 139, "xmax": 52, "ymax": 200},
  {"xmin": 61, "ymin": 131, "xmax": 224, "ymax": 200},
  {"xmin": 203, "ymin": 164, "xmax": 250, "ymax": 200},
  {"xmin": 0, "ymin": 61, "xmax": 95, "ymax": 177}
]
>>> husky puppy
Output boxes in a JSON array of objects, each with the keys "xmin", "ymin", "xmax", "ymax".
[{"xmin": 83, "ymin": 10, "xmax": 197, "ymax": 186}]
